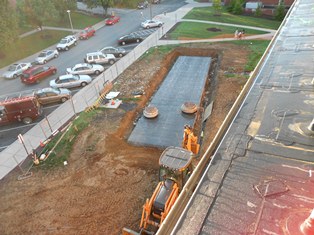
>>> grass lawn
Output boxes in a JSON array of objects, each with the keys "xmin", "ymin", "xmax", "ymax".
[
  {"xmin": 167, "ymin": 22, "xmax": 268, "ymax": 40},
  {"xmin": 0, "ymin": 30, "xmax": 69, "ymax": 68},
  {"xmin": 228, "ymin": 40, "xmax": 270, "ymax": 71},
  {"xmin": 184, "ymin": 7, "xmax": 281, "ymax": 30},
  {"xmin": 43, "ymin": 12, "xmax": 103, "ymax": 29}
]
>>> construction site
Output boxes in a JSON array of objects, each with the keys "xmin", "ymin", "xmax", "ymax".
[{"xmin": 0, "ymin": 42, "xmax": 254, "ymax": 234}]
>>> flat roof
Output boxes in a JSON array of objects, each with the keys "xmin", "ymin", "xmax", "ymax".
[{"xmin": 171, "ymin": 0, "xmax": 314, "ymax": 234}]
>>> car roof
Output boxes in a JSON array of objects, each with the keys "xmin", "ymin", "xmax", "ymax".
[
  {"xmin": 36, "ymin": 87, "xmax": 56, "ymax": 93},
  {"xmin": 86, "ymin": 51, "xmax": 103, "ymax": 56},
  {"xmin": 59, "ymin": 74, "xmax": 76, "ymax": 79},
  {"xmin": 24, "ymin": 66, "xmax": 42, "ymax": 73},
  {"xmin": 73, "ymin": 63, "xmax": 91, "ymax": 68}
]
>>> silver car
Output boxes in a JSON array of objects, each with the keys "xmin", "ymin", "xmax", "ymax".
[
  {"xmin": 66, "ymin": 63, "xmax": 104, "ymax": 75},
  {"xmin": 36, "ymin": 50, "xmax": 59, "ymax": 64},
  {"xmin": 2, "ymin": 62, "xmax": 32, "ymax": 79},
  {"xmin": 141, "ymin": 19, "xmax": 163, "ymax": 29},
  {"xmin": 99, "ymin": 46, "xmax": 127, "ymax": 58},
  {"xmin": 49, "ymin": 74, "xmax": 92, "ymax": 89}
]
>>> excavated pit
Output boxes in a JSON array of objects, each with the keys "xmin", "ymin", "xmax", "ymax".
[{"xmin": 127, "ymin": 52, "xmax": 214, "ymax": 148}]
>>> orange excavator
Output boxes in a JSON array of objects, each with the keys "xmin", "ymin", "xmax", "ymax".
[{"xmin": 122, "ymin": 126, "xmax": 199, "ymax": 235}]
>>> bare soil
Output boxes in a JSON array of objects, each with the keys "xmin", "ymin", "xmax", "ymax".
[{"xmin": 0, "ymin": 42, "xmax": 250, "ymax": 235}]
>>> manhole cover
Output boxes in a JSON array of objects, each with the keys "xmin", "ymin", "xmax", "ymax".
[
  {"xmin": 143, "ymin": 105, "xmax": 158, "ymax": 118},
  {"xmin": 181, "ymin": 102, "xmax": 197, "ymax": 114}
]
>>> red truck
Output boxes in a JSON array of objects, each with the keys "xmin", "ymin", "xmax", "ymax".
[{"xmin": 0, "ymin": 95, "xmax": 42, "ymax": 125}]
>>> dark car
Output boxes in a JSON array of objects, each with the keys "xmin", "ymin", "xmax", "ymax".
[
  {"xmin": 118, "ymin": 34, "xmax": 144, "ymax": 45},
  {"xmin": 137, "ymin": 1, "xmax": 148, "ymax": 9},
  {"xmin": 79, "ymin": 26, "xmax": 95, "ymax": 40},
  {"xmin": 21, "ymin": 66, "xmax": 57, "ymax": 84},
  {"xmin": 99, "ymin": 46, "xmax": 127, "ymax": 57},
  {"xmin": 105, "ymin": 15, "xmax": 120, "ymax": 25}
]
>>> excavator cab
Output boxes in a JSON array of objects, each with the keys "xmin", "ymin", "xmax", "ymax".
[{"xmin": 122, "ymin": 147, "xmax": 194, "ymax": 235}]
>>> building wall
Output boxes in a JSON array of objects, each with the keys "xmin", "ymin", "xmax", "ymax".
[{"xmin": 224, "ymin": 0, "xmax": 294, "ymax": 6}]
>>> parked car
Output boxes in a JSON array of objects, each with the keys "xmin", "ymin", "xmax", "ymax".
[
  {"xmin": 79, "ymin": 26, "xmax": 95, "ymax": 40},
  {"xmin": 2, "ymin": 62, "xmax": 32, "ymax": 79},
  {"xmin": 152, "ymin": 0, "xmax": 161, "ymax": 3},
  {"xmin": 35, "ymin": 87, "xmax": 71, "ymax": 105},
  {"xmin": 84, "ymin": 52, "xmax": 116, "ymax": 65},
  {"xmin": 141, "ymin": 19, "xmax": 164, "ymax": 29},
  {"xmin": 56, "ymin": 35, "xmax": 77, "ymax": 51},
  {"xmin": 35, "ymin": 50, "xmax": 59, "ymax": 64},
  {"xmin": 21, "ymin": 66, "xmax": 57, "ymax": 84},
  {"xmin": 118, "ymin": 34, "xmax": 144, "ymax": 45},
  {"xmin": 99, "ymin": 46, "xmax": 127, "ymax": 58},
  {"xmin": 50, "ymin": 74, "xmax": 92, "ymax": 89},
  {"xmin": 105, "ymin": 15, "xmax": 120, "ymax": 25},
  {"xmin": 66, "ymin": 63, "xmax": 104, "ymax": 75},
  {"xmin": 138, "ymin": 1, "xmax": 148, "ymax": 9}
]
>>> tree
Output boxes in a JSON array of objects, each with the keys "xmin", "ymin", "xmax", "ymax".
[
  {"xmin": 232, "ymin": 0, "xmax": 244, "ymax": 15},
  {"xmin": 17, "ymin": 0, "xmax": 59, "ymax": 30},
  {"xmin": 52, "ymin": 0, "xmax": 77, "ymax": 21},
  {"xmin": 212, "ymin": 0, "xmax": 222, "ymax": 16},
  {"xmin": 84, "ymin": 0, "xmax": 114, "ymax": 16},
  {"xmin": 0, "ymin": 0, "xmax": 19, "ymax": 50},
  {"xmin": 254, "ymin": 5, "xmax": 262, "ymax": 17},
  {"xmin": 275, "ymin": 0, "xmax": 286, "ymax": 21}
]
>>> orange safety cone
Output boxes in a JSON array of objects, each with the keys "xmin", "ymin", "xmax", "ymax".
[
  {"xmin": 40, "ymin": 141, "xmax": 45, "ymax": 147},
  {"xmin": 300, "ymin": 209, "xmax": 314, "ymax": 235}
]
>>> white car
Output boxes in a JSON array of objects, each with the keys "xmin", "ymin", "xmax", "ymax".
[
  {"xmin": 50, "ymin": 74, "xmax": 92, "ymax": 89},
  {"xmin": 141, "ymin": 19, "xmax": 164, "ymax": 29},
  {"xmin": 66, "ymin": 63, "xmax": 104, "ymax": 75},
  {"xmin": 36, "ymin": 50, "xmax": 59, "ymax": 64},
  {"xmin": 84, "ymin": 52, "xmax": 116, "ymax": 65},
  {"xmin": 2, "ymin": 62, "xmax": 32, "ymax": 79},
  {"xmin": 56, "ymin": 35, "xmax": 77, "ymax": 51}
]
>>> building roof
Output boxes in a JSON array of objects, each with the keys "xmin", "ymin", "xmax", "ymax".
[{"xmin": 169, "ymin": 0, "xmax": 314, "ymax": 234}]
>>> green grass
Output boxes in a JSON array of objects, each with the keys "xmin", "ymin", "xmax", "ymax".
[
  {"xmin": 35, "ymin": 110, "xmax": 98, "ymax": 171},
  {"xmin": 43, "ymin": 12, "xmax": 103, "ymax": 29},
  {"xmin": 229, "ymin": 40, "xmax": 270, "ymax": 71},
  {"xmin": 167, "ymin": 22, "xmax": 268, "ymax": 40},
  {"xmin": 0, "ymin": 30, "xmax": 69, "ymax": 68},
  {"xmin": 184, "ymin": 7, "xmax": 281, "ymax": 30}
]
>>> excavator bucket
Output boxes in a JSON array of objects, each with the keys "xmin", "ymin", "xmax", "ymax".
[
  {"xmin": 122, "ymin": 228, "xmax": 140, "ymax": 235},
  {"xmin": 122, "ymin": 228, "xmax": 155, "ymax": 235}
]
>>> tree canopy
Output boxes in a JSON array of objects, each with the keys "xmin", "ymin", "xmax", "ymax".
[{"xmin": 0, "ymin": 0, "xmax": 19, "ymax": 49}]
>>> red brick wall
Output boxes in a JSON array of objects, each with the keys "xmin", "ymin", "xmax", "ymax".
[{"xmin": 224, "ymin": 0, "xmax": 294, "ymax": 6}]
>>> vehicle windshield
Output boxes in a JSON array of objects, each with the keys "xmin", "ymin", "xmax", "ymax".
[
  {"xmin": 38, "ymin": 52, "xmax": 46, "ymax": 57},
  {"xmin": 51, "ymin": 88, "xmax": 60, "ymax": 94},
  {"xmin": 60, "ymin": 39, "xmax": 67, "ymax": 44},
  {"xmin": 21, "ymin": 73, "xmax": 30, "ymax": 78},
  {"xmin": 8, "ymin": 65, "xmax": 17, "ymax": 71}
]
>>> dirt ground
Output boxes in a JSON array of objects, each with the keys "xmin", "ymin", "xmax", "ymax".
[{"xmin": 0, "ymin": 42, "xmax": 251, "ymax": 235}]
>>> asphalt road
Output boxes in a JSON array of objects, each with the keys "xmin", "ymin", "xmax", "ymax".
[{"xmin": 0, "ymin": 0, "xmax": 186, "ymax": 151}]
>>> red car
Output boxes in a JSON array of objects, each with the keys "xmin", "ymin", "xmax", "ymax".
[
  {"xmin": 21, "ymin": 66, "xmax": 57, "ymax": 84},
  {"xmin": 105, "ymin": 15, "xmax": 120, "ymax": 25},
  {"xmin": 79, "ymin": 26, "xmax": 95, "ymax": 40}
]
